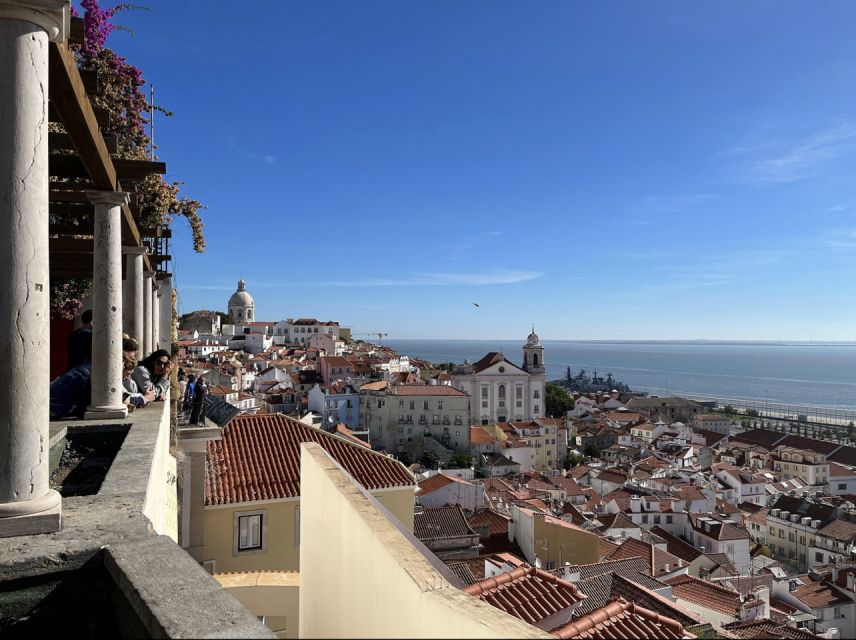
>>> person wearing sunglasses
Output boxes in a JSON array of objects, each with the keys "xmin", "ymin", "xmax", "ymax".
[{"xmin": 132, "ymin": 349, "xmax": 174, "ymax": 401}]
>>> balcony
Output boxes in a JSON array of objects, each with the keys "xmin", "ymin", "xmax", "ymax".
[{"xmin": 0, "ymin": 401, "xmax": 272, "ymax": 638}]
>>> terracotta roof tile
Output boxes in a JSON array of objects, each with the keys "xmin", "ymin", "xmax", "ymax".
[
  {"xmin": 414, "ymin": 506, "xmax": 478, "ymax": 541},
  {"xmin": 792, "ymin": 579, "xmax": 855, "ymax": 609},
  {"xmin": 464, "ymin": 565, "xmax": 586, "ymax": 625},
  {"xmin": 665, "ymin": 574, "xmax": 743, "ymax": 616},
  {"xmin": 468, "ymin": 509, "xmax": 511, "ymax": 536},
  {"xmin": 574, "ymin": 573, "xmax": 700, "ymax": 627},
  {"xmin": 470, "ymin": 426, "xmax": 497, "ymax": 445},
  {"xmin": 608, "ymin": 537, "xmax": 687, "ymax": 576},
  {"xmin": 722, "ymin": 619, "xmax": 821, "ymax": 639},
  {"xmin": 416, "ymin": 473, "xmax": 476, "ymax": 497},
  {"xmin": 551, "ymin": 598, "xmax": 688, "ymax": 640},
  {"xmin": 205, "ymin": 414, "xmax": 413, "ymax": 505}
]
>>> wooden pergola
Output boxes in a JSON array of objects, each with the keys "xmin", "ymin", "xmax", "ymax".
[{"xmin": 47, "ymin": 16, "xmax": 171, "ymax": 280}]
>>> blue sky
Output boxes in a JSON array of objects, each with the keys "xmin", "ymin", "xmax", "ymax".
[{"xmin": 102, "ymin": 1, "xmax": 856, "ymax": 340}]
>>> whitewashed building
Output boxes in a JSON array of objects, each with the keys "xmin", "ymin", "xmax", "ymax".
[{"xmin": 452, "ymin": 329, "xmax": 546, "ymax": 424}]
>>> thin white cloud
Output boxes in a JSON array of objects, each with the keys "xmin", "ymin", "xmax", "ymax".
[
  {"xmin": 734, "ymin": 123, "xmax": 856, "ymax": 183},
  {"xmin": 318, "ymin": 269, "xmax": 543, "ymax": 287},
  {"xmin": 823, "ymin": 228, "xmax": 856, "ymax": 250}
]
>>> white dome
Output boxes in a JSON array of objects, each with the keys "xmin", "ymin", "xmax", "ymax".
[
  {"xmin": 229, "ymin": 290, "xmax": 255, "ymax": 307},
  {"xmin": 228, "ymin": 279, "xmax": 255, "ymax": 309}
]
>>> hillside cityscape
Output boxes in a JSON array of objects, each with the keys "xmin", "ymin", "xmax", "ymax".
[{"xmin": 3, "ymin": 1, "xmax": 856, "ymax": 639}]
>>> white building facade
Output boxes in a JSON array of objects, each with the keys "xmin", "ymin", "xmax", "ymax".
[{"xmin": 452, "ymin": 330, "xmax": 546, "ymax": 424}]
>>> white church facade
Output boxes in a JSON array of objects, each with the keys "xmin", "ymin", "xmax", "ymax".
[{"xmin": 452, "ymin": 329, "xmax": 546, "ymax": 424}]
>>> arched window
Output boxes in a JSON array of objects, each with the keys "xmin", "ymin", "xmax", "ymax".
[
  {"xmin": 247, "ymin": 309, "xmax": 253, "ymax": 321},
  {"xmin": 533, "ymin": 353, "xmax": 539, "ymax": 367},
  {"xmin": 237, "ymin": 310, "xmax": 243, "ymax": 320}
]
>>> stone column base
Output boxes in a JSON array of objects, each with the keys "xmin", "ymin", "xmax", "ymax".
[
  {"xmin": 0, "ymin": 489, "xmax": 62, "ymax": 538},
  {"xmin": 84, "ymin": 405, "xmax": 129, "ymax": 420}
]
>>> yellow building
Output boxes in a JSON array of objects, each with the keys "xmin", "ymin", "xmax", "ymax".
[{"xmin": 201, "ymin": 413, "xmax": 415, "ymax": 574}]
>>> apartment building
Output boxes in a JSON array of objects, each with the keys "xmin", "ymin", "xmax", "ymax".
[
  {"xmin": 766, "ymin": 495, "xmax": 837, "ymax": 570},
  {"xmin": 772, "ymin": 446, "xmax": 830, "ymax": 493},
  {"xmin": 359, "ymin": 382, "xmax": 471, "ymax": 455}
]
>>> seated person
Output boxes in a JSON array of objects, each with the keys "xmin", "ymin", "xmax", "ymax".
[
  {"xmin": 67, "ymin": 309, "xmax": 93, "ymax": 369},
  {"xmin": 122, "ymin": 354, "xmax": 156, "ymax": 408},
  {"xmin": 51, "ymin": 329, "xmax": 92, "ymax": 419},
  {"xmin": 132, "ymin": 349, "xmax": 173, "ymax": 401}
]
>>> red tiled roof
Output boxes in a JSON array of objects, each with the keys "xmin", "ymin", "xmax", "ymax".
[
  {"xmin": 205, "ymin": 414, "xmax": 413, "ymax": 505},
  {"xmin": 665, "ymin": 574, "xmax": 742, "ymax": 616},
  {"xmin": 607, "ymin": 537, "xmax": 687, "ymax": 576},
  {"xmin": 551, "ymin": 598, "xmax": 688, "ymax": 640},
  {"xmin": 416, "ymin": 473, "xmax": 475, "ymax": 497},
  {"xmin": 471, "ymin": 351, "xmax": 508, "ymax": 373},
  {"xmin": 470, "ymin": 426, "xmax": 496, "ymax": 445},
  {"xmin": 792, "ymin": 578, "xmax": 854, "ymax": 609},
  {"xmin": 722, "ymin": 619, "xmax": 819, "ymax": 640},
  {"xmin": 414, "ymin": 506, "xmax": 477, "ymax": 540},
  {"xmin": 464, "ymin": 565, "xmax": 586, "ymax": 624},
  {"xmin": 468, "ymin": 509, "xmax": 511, "ymax": 536}
]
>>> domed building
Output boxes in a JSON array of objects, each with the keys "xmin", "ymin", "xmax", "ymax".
[{"xmin": 228, "ymin": 279, "xmax": 255, "ymax": 323}]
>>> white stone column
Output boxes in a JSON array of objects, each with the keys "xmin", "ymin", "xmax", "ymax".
[
  {"xmin": 0, "ymin": 0, "xmax": 68, "ymax": 537},
  {"xmin": 122, "ymin": 246, "xmax": 145, "ymax": 359},
  {"xmin": 143, "ymin": 270, "xmax": 154, "ymax": 356},
  {"xmin": 152, "ymin": 283, "xmax": 160, "ymax": 351},
  {"xmin": 157, "ymin": 276, "xmax": 173, "ymax": 353},
  {"xmin": 85, "ymin": 191, "xmax": 130, "ymax": 420}
]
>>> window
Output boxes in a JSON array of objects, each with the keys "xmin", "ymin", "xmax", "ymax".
[
  {"xmin": 545, "ymin": 561, "xmax": 556, "ymax": 570},
  {"xmin": 516, "ymin": 401, "xmax": 522, "ymax": 408},
  {"xmin": 482, "ymin": 401, "xmax": 488, "ymax": 409},
  {"xmin": 455, "ymin": 416, "xmax": 462, "ymax": 425},
  {"xmin": 654, "ymin": 515, "xmax": 661, "ymax": 524},
  {"xmin": 666, "ymin": 515, "xmax": 673, "ymax": 524},
  {"xmin": 533, "ymin": 390, "xmax": 540, "ymax": 399},
  {"xmin": 438, "ymin": 401, "xmax": 443, "ymax": 410},
  {"xmin": 769, "ymin": 525, "xmax": 775, "ymax": 535},
  {"xmin": 534, "ymin": 405, "xmax": 539, "ymax": 414},
  {"xmin": 499, "ymin": 385, "xmax": 506, "ymax": 399},
  {"xmin": 481, "ymin": 387, "xmax": 488, "ymax": 399},
  {"xmin": 409, "ymin": 401, "xmax": 415, "ymax": 410},
  {"xmin": 839, "ymin": 483, "xmax": 847, "ymax": 490},
  {"xmin": 641, "ymin": 515, "xmax": 648, "ymax": 524},
  {"xmin": 516, "ymin": 387, "xmax": 522, "ymax": 399},
  {"xmin": 779, "ymin": 530, "xmax": 784, "ymax": 538},
  {"xmin": 235, "ymin": 510, "xmax": 266, "ymax": 554},
  {"xmin": 399, "ymin": 399, "xmax": 404, "ymax": 407},
  {"xmin": 423, "ymin": 400, "xmax": 429, "ymax": 410},
  {"xmin": 432, "ymin": 416, "xmax": 439, "ymax": 425},
  {"xmin": 834, "ymin": 607, "xmax": 842, "ymax": 618},
  {"xmin": 816, "ymin": 552, "xmax": 824, "ymax": 562}
]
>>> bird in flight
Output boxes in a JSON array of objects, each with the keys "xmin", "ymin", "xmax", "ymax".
[{"xmin": 472, "ymin": 302, "xmax": 480, "ymax": 308}]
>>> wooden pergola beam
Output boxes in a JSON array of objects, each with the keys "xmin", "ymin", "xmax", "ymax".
[{"xmin": 50, "ymin": 155, "xmax": 167, "ymax": 180}]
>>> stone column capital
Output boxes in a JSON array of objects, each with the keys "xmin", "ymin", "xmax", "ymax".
[
  {"xmin": 85, "ymin": 190, "xmax": 130, "ymax": 207},
  {"xmin": 0, "ymin": 1, "xmax": 69, "ymax": 42},
  {"xmin": 122, "ymin": 245, "xmax": 148, "ymax": 255}
]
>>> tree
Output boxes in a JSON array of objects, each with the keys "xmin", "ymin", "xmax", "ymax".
[
  {"xmin": 584, "ymin": 443, "xmax": 600, "ymax": 458},
  {"xmin": 545, "ymin": 383, "xmax": 575, "ymax": 418},
  {"xmin": 397, "ymin": 451, "xmax": 414, "ymax": 467},
  {"xmin": 420, "ymin": 450, "xmax": 440, "ymax": 470},
  {"xmin": 563, "ymin": 453, "xmax": 585, "ymax": 470},
  {"xmin": 447, "ymin": 453, "xmax": 474, "ymax": 469}
]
